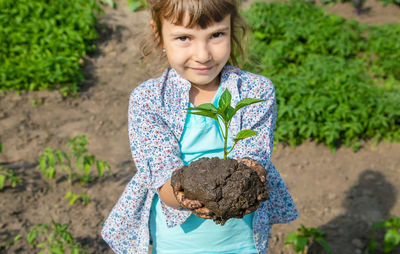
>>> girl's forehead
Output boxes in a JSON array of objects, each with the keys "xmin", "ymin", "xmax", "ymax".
[{"xmin": 162, "ymin": 12, "xmax": 231, "ymax": 31}]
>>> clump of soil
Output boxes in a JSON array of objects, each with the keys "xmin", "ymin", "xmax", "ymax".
[{"xmin": 171, "ymin": 157, "xmax": 269, "ymax": 225}]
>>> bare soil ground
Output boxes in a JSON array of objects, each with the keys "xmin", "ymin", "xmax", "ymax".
[{"xmin": 0, "ymin": 0, "xmax": 399, "ymax": 253}]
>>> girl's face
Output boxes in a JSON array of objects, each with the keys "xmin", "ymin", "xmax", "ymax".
[{"xmin": 161, "ymin": 14, "xmax": 231, "ymax": 90}]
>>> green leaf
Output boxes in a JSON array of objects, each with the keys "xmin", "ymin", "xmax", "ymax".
[
  {"xmin": 39, "ymin": 155, "xmax": 47, "ymax": 172},
  {"xmin": 186, "ymin": 103, "xmax": 218, "ymax": 113},
  {"xmin": 80, "ymin": 193, "xmax": 91, "ymax": 205},
  {"xmin": 226, "ymin": 106, "xmax": 235, "ymax": 122},
  {"xmin": 369, "ymin": 239, "xmax": 379, "ymax": 253},
  {"xmin": 0, "ymin": 143, "xmax": 3, "ymax": 153},
  {"xmin": 67, "ymin": 192, "xmax": 79, "ymax": 205},
  {"xmin": 218, "ymin": 89, "xmax": 231, "ymax": 114},
  {"xmin": 48, "ymin": 152, "xmax": 55, "ymax": 168},
  {"xmin": 372, "ymin": 221, "xmax": 387, "ymax": 231},
  {"xmin": 285, "ymin": 232, "xmax": 298, "ymax": 244},
  {"xmin": 45, "ymin": 167, "xmax": 56, "ymax": 179},
  {"xmin": 294, "ymin": 236, "xmax": 308, "ymax": 252},
  {"xmin": 129, "ymin": 1, "xmax": 142, "ymax": 11},
  {"xmin": 50, "ymin": 248, "xmax": 64, "ymax": 254},
  {"xmin": 97, "ymin": 161, "xmax": 104, "ymax": 177},
  {"xmin": 55, "ymin": 149, "xmax": 64, "ymax": 164},
  {"xmin": 27, "ymin": 230, "xmax": 36, "ymax": 245},
  {"xmin": 83, "ymin": 155, "xmax": 94, "ymax": 176},
  {"xmin": 384, "ymin": 228, "xmax": 400, "ymax": 253},
  {"xmin": 13, "ymin": 234, "xmax": 22, "ymax": 242},
  {"xmin": 100, "ymin": 0, "xmax": 116, "ymax": 8},
  {"xmin": 186, "ymin": 111, "xmax": 218, "ymax": 120},
  {"xmin": 0, "ymin": 174, "xmax": 5, "ymax": 190},
  {"xmin": 233, "ymin": 130, "xmax": 258, "ymax": 143},
  {"xmin": 234, "ymin": 98, "xmax": 265, "ymax": 114},
  {"xmin": 315, "ymin": 237, "xmax": 332, "ymax": 253}
]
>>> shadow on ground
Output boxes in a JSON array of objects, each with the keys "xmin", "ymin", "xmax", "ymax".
[{"xmin": 308, "ymin": 170, "xmax": 398, "ymax": 254}]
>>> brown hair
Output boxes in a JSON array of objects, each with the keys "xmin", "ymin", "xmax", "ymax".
[{"xmin": 142, "ymin": 0, "xmax": 247, "ymax": 67}]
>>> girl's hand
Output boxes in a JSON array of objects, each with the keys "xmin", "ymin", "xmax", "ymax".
[
  {"xmin": 238, "ymin": 157, "xmax": 266, "ymax": 184},
  {"xmin": 172, "ymin": 181, "xmax": 213, "ymax": 219},
  {"xmin": 239, "ymin": 157, "xmax": 268, "ymax": 215}
]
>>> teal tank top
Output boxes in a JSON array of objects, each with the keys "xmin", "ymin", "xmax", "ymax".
[{"xmin": 150, "ymin": 85, "xmax": 257, "ymax": 254}]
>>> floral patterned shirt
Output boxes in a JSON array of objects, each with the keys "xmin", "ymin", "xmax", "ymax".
[{"xmin": 101, "ymin": 65, "xmax": 299, "ymax": 253}]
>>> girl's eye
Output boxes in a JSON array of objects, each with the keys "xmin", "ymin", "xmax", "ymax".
[
  {"xmin": 177, "ymin": 36, "xmax": 190, "ymax": 42},
  {"xmin": 211, "ymin": 32, "xmax": 224, "ymax": 38}
]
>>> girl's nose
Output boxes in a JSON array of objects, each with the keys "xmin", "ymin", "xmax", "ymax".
[{"xmin": 193, "ymin": 42, "xmax": 212, "ymax": 63}]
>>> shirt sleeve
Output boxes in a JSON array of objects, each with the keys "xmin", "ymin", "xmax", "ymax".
[
  {"xmin": 128, "ymin": 85, "xmax": 191, "ymax": 227},
  {"xmin": 230, "ymin": 75, "xmax": 299, "ymax": 224}
]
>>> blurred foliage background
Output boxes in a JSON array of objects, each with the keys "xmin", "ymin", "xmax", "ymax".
[{"xmin": 1, "ymin": 0, "xmax": 399, "ymax": 151}]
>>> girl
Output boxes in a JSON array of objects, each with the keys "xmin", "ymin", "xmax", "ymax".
[{"xmin": 101, "ymin": 0, "xmax": 298, "ymax": 253}]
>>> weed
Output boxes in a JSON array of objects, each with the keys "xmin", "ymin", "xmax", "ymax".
[
  {"xmin": 28, "ymin": 220, "xmax": 88, "ymax": 254},
  {"xmin": 39, "ymin": 135, "xmax": 111, "ymax": 205},
  {"xmin": 368, "ymin": 216, "xmax": 400, "ymax": 253},
  {"xmin": 0, "ymin": 234, "xmax": 21, "ymax": 251},
  {"xmin": 0, "ymin": 144, "xmax": 22, "ymax": 190},
  {"xmin": 285, "ymin": 224, "xmax": 331, "ymax": 253}
]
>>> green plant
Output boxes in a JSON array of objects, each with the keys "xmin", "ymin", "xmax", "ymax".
[
  {"xmin": 99, "ymin": 0, "xmax": 147, "ymax": 11},
  {"xmin": 0, "ymin": 0, "xmax": 101, "ymax": 95},
  {"xmin": 0, "ymin": 144, "xmax": 22, "ymax": 190},
  {"xmin": 28, "ymin": 220, "xmax": 88, "ymax": 254},
  {"xmin": 285, "ymin": 224, "xmax": 331, "ymax": 254},
  {"xmin": 243, "ymin": 1, "xmax": 400, "ymax": 151},
  {"xmin": 0, "ymin": 165, "xmax": 22, "ymax": 190},
  {"xmin": 39, "ymin": 135, "xmax": 111, "ymax": 204},
  {"xmin": 128, "ymin": 0, "xmax": 147, "ymax": 11},
  {"xmin": 186, "ymin": 88, "xmax": 264, "ymax": 160},
  {"xmin": 99, "ymin": 0, "xmax": 116, "ymax": 8},
  {"xmin": 0, "ymin": 234, "xmax": 21, "ymax": 251},
  {"xmin": 368, "ymin": 216, "xmax": 400, "ymax": 253}
]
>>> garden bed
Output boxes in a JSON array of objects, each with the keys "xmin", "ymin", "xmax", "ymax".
[{"xmin": 0, "ymin": 0, "xmax": 399, "ymax": 253}]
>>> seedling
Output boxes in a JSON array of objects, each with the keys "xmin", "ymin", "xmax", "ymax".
[
  {"xmin": 39, "ymin": 135, "xmax": 111, "ymax": 205},
  {"xmin": 285, "ymin": 224, "xmax": 331, "ymax": 254},
  {"xmin": 0, "ymin": 166, "xmax": 22, "ymax": 190},
  {"xmin": 0, "ymin": 234, "xmax": 21, "ymax": 251},
  {"xmin": 368, "ymin": 216, "xmax": 400, "ymax": 253},
  {"xmin": 186, "ymin": 88, "xmax": 264, "ymax": 160},
  {"xmin": 28, "ymin": 220, "xmax": 88, "ymax": 254},
  {"xmin": 0, "ymin": 144, "xmax": 22, "ymax": 190}
]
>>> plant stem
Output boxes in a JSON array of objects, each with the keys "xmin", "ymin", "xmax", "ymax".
[{"xmin": 224, "ymin": 123, "xmax": 229, "ymax": 160}]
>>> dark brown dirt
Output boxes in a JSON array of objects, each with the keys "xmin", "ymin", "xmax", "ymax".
[
  {"xmin": 171, "ymin": 157, "xmax": 269, "ymax": 225},
  {"xmin": 0, "ymin": 0, "xmax": 399, "ymax": 253}
]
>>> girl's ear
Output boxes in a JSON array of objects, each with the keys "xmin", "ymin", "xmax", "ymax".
[
  {"xmin": 150, "ymin": 19, "xmax": 161, "ymax": 45},
  {"xmin": 149, "ymin": 19, "xmax": 157, "ymax": 34}
]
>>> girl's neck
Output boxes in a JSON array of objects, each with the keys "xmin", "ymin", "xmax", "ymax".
[{"xmin": 189, "ymin": 76, "xmax": 220, "ymax": 107}]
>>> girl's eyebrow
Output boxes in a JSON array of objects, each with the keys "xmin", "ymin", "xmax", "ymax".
[{"xmin": 169, "ymin": 26, "xmax": 230, "ymax": 37}]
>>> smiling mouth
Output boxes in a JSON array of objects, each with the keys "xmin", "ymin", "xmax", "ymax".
[
  {"xmin": 192, "ymin": 66, "xmax": 213, "ymax": 72},
  {"xmin": 191, "ymin": 66, "xmax": 213, "ymax": 70}
]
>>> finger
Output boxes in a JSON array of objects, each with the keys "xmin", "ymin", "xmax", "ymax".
[
  {"xmin": 192, "ymin": 211, "xmax": 213, "ymax": 219},
  {"xmin": 245, "ymin": 205, "xmax": 258, "ymax": 214},
  {"xmin": 174, "ymin": 181, "xmax": 183, "ymax": 191},
  {"xmin": 183, "ymin": 200, "xmax": 203, "ymax": 210},
  {"xmin": 175, "ymin": 191, "xmax": 185, "ymax": 203},
  {"xmin": 259, "ymin": 174, "xmax": 266, "ymax": 183},
  {"xmin": 194, "ymin": 207, "xmax": 211, "ymax": 214}
]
